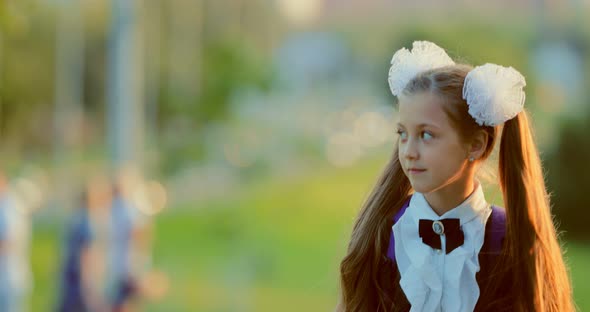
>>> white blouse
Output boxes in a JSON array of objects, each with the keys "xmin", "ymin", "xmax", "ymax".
[{"xmin": 392, "ymin": 183, "xmax": 492, "ymax": 311}]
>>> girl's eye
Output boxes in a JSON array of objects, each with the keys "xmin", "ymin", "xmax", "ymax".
[
  {"xmin": 421, "ymin": 131, "xmax": 433, "ymax": 140},
  {"xmin": 396, "ymin": 129, "xmax": 407, "ymax": 140}
]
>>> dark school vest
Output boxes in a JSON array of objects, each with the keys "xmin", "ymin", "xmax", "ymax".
[{"xmin": 378, "ymin": 196, "xmax": 512, "ymax": 312}]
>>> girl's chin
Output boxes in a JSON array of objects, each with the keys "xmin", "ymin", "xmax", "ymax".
[{"xmin": 409, "ymin": 181, "xmax": 435, "ymax": 194}]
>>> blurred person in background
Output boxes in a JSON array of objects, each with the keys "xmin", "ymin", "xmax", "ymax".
[
  {"xmin": 107, "ymin": 172, "xmax": 150, "ymax": 312},
  {"xmin": 0, "ymin": 172, "xmax": 33, "ymax": 312},
  {"xmin": 57, "ymin": 179, "xmax": 111, "ymax": 312}
]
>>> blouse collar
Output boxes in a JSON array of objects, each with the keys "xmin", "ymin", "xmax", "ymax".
[
  {"xmin": 408, "ymin": 181, "xmax": 489, "ymax": 224},
  {"xmin": 392, "ymin": 180, "xmax": 492, "ymax": 311}
]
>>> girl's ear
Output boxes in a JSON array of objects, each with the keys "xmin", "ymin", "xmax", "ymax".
[{"xmin": 468, "ymin": 130, "xmax": 489, "ymax": 160}]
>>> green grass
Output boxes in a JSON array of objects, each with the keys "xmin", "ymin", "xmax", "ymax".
[
  {"xmin": 568, "ymin": 242, "xmax": 590, "ymax": 311},
  {"xmin": 30, "ymin": 155, "xmax": 590, "ymax": 311}
]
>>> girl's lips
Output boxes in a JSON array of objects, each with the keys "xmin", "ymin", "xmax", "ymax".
[{"xmin": 409, "ymin": 169, "xmax": 426, "ymax": 174}]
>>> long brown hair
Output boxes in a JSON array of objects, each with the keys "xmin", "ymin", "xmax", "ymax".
[{"xmin": 337, "ymin": 64, "xmax": 574, "ymax": 311}]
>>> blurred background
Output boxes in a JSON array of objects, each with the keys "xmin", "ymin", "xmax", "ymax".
[{"xmin": 0, "ymin": 0, "xmax": 589, "ymax": 311}]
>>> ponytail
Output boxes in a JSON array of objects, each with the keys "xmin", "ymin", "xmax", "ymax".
[{"xmin": 496, "ymin": 111, "xmax": 574, "ymax": 311}]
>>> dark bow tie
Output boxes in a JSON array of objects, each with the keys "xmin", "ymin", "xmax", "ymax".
[{"xmin": 418, "ymin": 218, "xmax": 464, "ymax": 254}]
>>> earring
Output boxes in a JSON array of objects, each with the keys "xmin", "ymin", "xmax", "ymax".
[{"xmin": 469, "ymin": 156, "xmax": 475, "ymax": 162}]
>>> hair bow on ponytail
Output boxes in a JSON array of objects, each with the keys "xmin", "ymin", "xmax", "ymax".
[
  {"xmin": 388, "ymin": 41, "xmax": 527, "ymax": 126},
  {"xmin": 387, "ymin": 41, "xmax": 455, "ymax": 97},
  {"xmin": 462, "ymin": 63, "xmax": 527, "ymax": 126}
]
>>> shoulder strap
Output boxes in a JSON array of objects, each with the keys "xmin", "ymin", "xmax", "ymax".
[
  {"xmin": 475, "ymin": 205, "xmax": 508, "ymax": 299},
  {"xmin": 386, "ymin": 196, "xmax": 412, "ymax": 262},
  {"xmin": 480, "ymin": 205, "xmax": 507, "ymax": 256}
]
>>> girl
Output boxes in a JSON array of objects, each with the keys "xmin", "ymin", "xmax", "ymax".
[{"xmin": 337, "ymin": 41, "xmax": 574, "ymax": 311}]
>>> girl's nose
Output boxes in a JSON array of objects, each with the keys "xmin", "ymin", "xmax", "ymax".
[{"xmin": 402, "ymin": 139, "xmax": 419, "ymax": 160}]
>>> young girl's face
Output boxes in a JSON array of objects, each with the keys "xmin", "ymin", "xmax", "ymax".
[{"xmin": 396, "ymin": 92, "xmax": 471, "ymax": 194}]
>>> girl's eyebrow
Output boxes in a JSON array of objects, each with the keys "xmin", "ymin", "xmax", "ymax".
[{"xmin": 396, "ymin": 122, "xmax": 441, "ymax": 130}]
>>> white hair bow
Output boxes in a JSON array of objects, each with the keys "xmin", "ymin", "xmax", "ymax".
[
  {"xmin": 462, "ymin": 63, "xmax": 526, "ymax": 126},
  {"xmin": 387, "ymin": 41, "xmax": 455, "ymax": 97},
  {"xmin": 388, "ymin": 41, "xmax": 526, "ymax": 126}
]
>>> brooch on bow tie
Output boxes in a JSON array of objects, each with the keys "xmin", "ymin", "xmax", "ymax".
[{"xmin": 418, "ymin": 218, "xmax": 464, "ymax": 254}]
